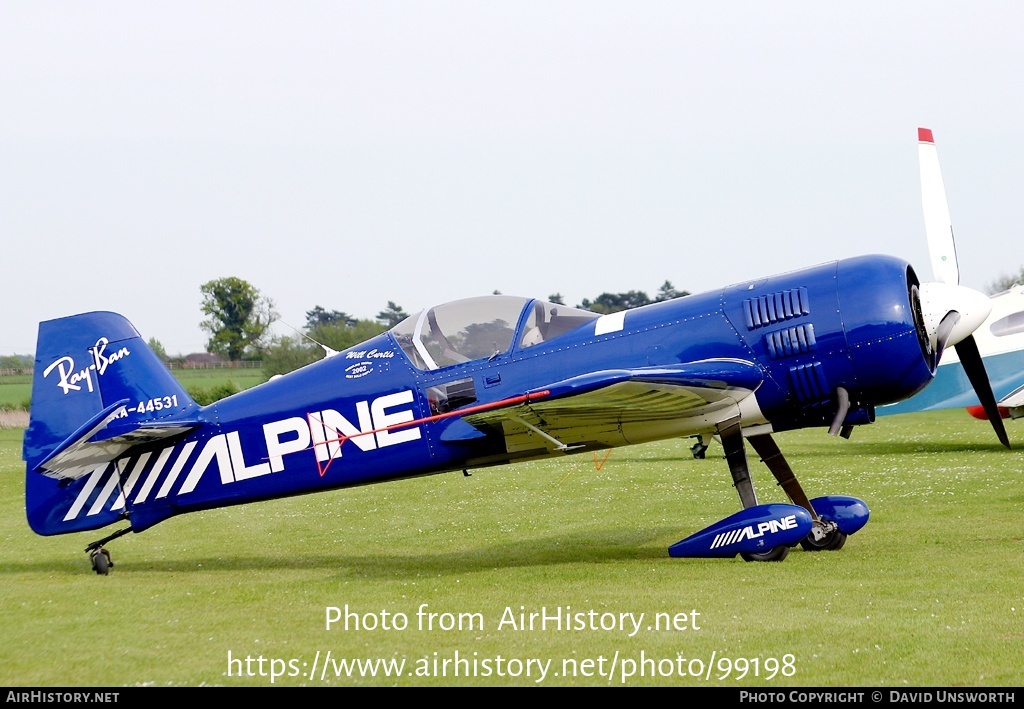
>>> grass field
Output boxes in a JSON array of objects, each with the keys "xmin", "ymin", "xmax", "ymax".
[
  {"xmin": 1, "ymin": 410, "xmax": 1021, "ymax": 687},
  {"xmin": 0, "ymin": 374, "xmax": 32, "ymax": 410}
]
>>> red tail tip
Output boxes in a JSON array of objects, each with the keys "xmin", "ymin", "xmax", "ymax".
[{"xmin": 918, "ymin": 127, "xmax": 934, "ymax": 143}]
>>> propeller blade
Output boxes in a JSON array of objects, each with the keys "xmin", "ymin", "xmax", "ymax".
[
  {"xmin": 919, "ymin": 127, "xmax": 960, "ymax": 285},
  {"xmin": 955, "ymin": 334, "xmax": 1011, "ymax": 449},
  {"xmin": 932, "ymin": 310, "xmax": 961, "ymax": 366}
]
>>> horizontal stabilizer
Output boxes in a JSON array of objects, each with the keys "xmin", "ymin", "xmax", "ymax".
[{"xmin": 34, "ymin": 398, "xmax": 202, "ymax": 481}]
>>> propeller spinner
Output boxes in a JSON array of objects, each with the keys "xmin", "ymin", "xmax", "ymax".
[{"xmin": 916, "ymin": 127, "xmax": 1010, "ymax": 448}]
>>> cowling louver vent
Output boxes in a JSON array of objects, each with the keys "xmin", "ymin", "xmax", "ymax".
[
  {"xmin": 766, "ymin": 324, "xmax": 816, "ymax": 359},
  {"xmin": 743, "ymin": 287, "xmax": 810, "ymax": 329},
  {"xmin": 789, "ymin": 362, "xmax": 828, "ymax": 402}
]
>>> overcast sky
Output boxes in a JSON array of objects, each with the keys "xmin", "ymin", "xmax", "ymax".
[{"xmin": 3, "ymin": 2, "xmax": 1023, "ymax": 356}]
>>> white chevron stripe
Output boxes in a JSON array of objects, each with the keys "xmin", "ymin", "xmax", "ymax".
[
  {"xmin": 87, "ymin": 465, "xmax": 123, "ymax": 517},
  {"xmin": 63, "ymin": 465, "xmax": 108, "ymax": 522},
  {"xmin": 112, "ymin": 452, "xmax": 151, "ymax": 511},
  {"xmin": 134, "ymin": 447, "xmax": 173, "ymax": 504},
  {"xmin": 156, "ymin": 440, "xmax": 198, "ymax": 499}
]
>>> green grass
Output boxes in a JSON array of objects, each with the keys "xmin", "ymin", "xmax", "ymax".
[
  {"xmin": 0, "ymin": 375, "xmax": 32, "ymax": 410},
  {"xmin": 170, "ymin": 368, "xmax": 266, "ymax": 392},
  {"xmin": 1, "ymin": 410, "xmax": 1021, "ymax": 687}
]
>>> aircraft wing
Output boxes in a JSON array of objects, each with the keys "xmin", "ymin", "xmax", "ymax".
[
  {"xmin": 459, "ymin": 359, "xmax": 763, "ymax": 454},
  {"xmin": 999, "ymin": 385, "xmax": 1024, "ymax": 409}
]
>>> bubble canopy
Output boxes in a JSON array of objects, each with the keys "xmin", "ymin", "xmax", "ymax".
[{"xmin": 390, "ymin": 295, "xmax": 599, "ymax": 371}]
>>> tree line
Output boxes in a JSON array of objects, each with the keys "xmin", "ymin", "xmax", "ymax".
[
  {"xmin": 192, "ymin": 277, "xmax": 691, "ymax": 377},
  {"xmin": 0, "ymin": 354, "xmax": 33, "ymax": 370}
]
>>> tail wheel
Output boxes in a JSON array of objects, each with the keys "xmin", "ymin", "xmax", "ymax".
[{"xmin": 90, "ymin": 549, "xmax": 112, "ymax": 575}]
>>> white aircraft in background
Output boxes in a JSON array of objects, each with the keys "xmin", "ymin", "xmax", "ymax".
[{"xmin": 879, "ymin": 128, "xmax": 1024, "ymax": 440}]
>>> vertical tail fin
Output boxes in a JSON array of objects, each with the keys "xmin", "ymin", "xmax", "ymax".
[{"xmin": 24, "ymin": 312, "xmax": 202, "ymax": 535}]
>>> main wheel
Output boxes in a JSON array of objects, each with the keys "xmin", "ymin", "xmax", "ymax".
[
  {"xmin": 800, "ymin": 526, "xmax": 848, "ymax": 552},
  {"xmin": 741, "ymin": 545, "xmax": 790, "ymax": 562}
]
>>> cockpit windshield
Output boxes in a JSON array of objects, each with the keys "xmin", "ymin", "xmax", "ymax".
[{"xmin": 391, "ymin": 295, "xmax": 599, "ymax": 370}]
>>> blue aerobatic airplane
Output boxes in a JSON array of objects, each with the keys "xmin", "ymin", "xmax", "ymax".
[
  {"xmin": 880, "ymin": 128, "xmax": 1024, "ymax": 429},
  {"xmin": 22, "ymin": 131, "xmax": 1009, "ymax": 573}
]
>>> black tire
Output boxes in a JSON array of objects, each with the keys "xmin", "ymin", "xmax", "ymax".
[
  {"xmin": 800, "ymin": 528, "xmax": 848, "ymax": 552},
  {"xmin": 741, "ymin": 545, "xmax": 789, "ymax": 562},
  {"xmin": 92, "ymin": 551, "xmax": 110, "ymax": 575}
]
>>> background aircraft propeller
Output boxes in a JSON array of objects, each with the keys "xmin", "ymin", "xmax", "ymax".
[{"xmin": 916, "ymin": 127, "xmax": 1010, "ymax": 448}]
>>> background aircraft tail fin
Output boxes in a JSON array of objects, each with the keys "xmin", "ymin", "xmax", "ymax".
[{"xmin": 23, "ymin": 312, "xmax": 202, "ymax": 535}]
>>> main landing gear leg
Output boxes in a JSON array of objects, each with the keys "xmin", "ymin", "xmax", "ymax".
[
  {"xmin": 717, "ymin": 418, "xmax": 789, "ymax": 562},
  {"xmin": 85, "ymin": 526, "xmax": 132, "ymax": 575},
  {"xmin": 746, "ymin": 433, "xmax": 847, "ymax": 551},
  {"xmin": 718, "ymin": 417, "xmax": 757, "ymax": 510}
]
